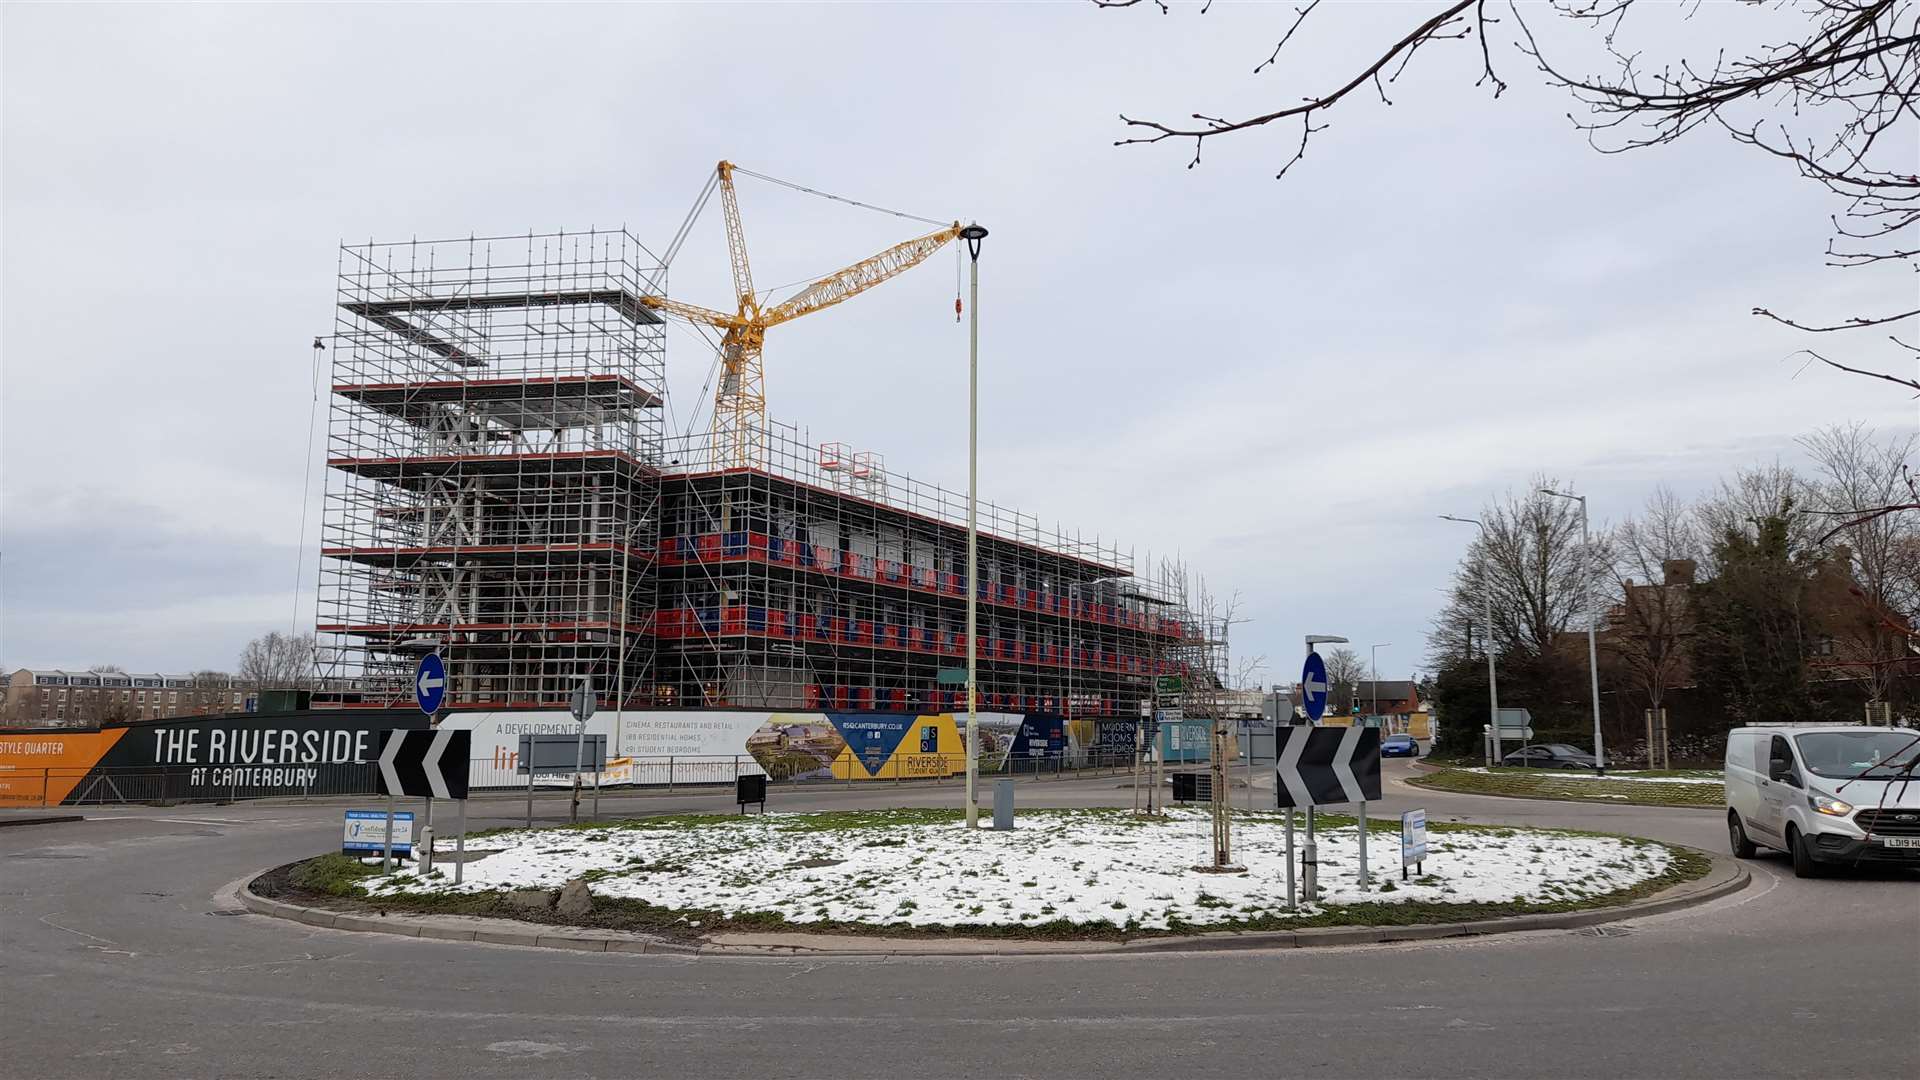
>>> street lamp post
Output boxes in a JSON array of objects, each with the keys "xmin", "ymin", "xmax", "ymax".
[
  {"xmin": 1369, "ymin": 643, "xmax": 1390, "ymax": 726},
  {"xmin": 1439, "ymin": 516, "xmax": 1500, "ymax": 765},
  {"xmin": 1541, "ymin": 489, "xmax": 1606, "ymax": 776},
  {"xmin": 961, "ymin": 223, "xmax": 988, "ymax": 828}
]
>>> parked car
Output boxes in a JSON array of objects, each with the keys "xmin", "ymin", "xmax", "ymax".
[
  {"xmin": 1380, "ymin": 733, "xmax": 1420, "ymax": 758},
  {"xmin": 1725, "ymin": 724, "xmax": 1920, "ymax": 877},
  {"xmin": 1501, "ymin": 743, "xmax": 1600, "ymax": 770}
]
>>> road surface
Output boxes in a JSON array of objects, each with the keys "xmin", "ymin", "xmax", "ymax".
[{"xmin": 2, "ymin": 762, "xmax": 1913, "ymax": 1079}]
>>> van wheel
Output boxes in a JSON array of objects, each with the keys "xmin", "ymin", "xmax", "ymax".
[
  {"xmin": 1788, "ymin": 826, "xmax": 1824, "ymax": 879},
  {"xmin": 1728, "ymin": 812, "xmax": 1758, "ymax": 859}
]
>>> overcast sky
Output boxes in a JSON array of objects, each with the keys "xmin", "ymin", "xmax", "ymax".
[{"xmin": 3, "ymin": 3, "xmax": 1913, "ymax": 684}]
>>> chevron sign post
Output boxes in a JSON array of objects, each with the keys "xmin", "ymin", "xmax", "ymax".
[
  {"xmin": 1273, "ymin": 726, "xmax": 1382, "ymax": 808},
  {"xmin": 374, "ymin": 729, "xmax": 471, "ymax": 879},
  {"xmin": 1276, "ymin": 726, "xmax": 1384, "ymax": 897},
  {"xmin": 377, "ymin": 729, "xmax": 470, "ymax": 800}
]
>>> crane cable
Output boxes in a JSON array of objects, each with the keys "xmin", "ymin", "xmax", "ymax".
[
  {"xmin": 729, "ymin": 165, "xmax": 950, "ymax": 229},
  {"xmin": 732, "ymin": 164, "xmax": 965, "ymax": 316},
  {"xmin": 663, "ymin": 169, "xmax": 720, "ymax": 270}
]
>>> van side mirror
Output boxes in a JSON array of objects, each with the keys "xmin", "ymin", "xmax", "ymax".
[{"xmin": 1768, "ymin": 756, "xmax": 1793, "ymax": 783}]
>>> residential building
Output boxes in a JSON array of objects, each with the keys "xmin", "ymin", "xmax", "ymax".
[{"xmin": 1, "ymin": 670, "xmax": 247, "ymax": 728}]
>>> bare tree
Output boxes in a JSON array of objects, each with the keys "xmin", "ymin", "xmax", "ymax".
[
  {"xmin": 1694, "ymin": 463, "xmax": 1823, "ymax": 570},
  {"xmin": 1800, "ymin": 423, "xmax": 1920, "ymax": 706},
  {"xmin": 237, "ymin": 632, "xmax": 316, "ymax": 690},
  {"xmin": 1607, "ymin": 486, "xmax": 1702, "ymax": 766},
  {"xmin": 1229, "ymin": 653, "xmax": 1269, "ymax": 692},
  {"xmin": 1322, "ymin": 646, "xmax": 1368, "ymax": 692},
  {"xmin": 1101, "ymin": 0, "xmax": 1917, "ymax": 377},
  {"xmin": 1438, "ymin": 479, "xmax": 1601, "ymax": 659}
]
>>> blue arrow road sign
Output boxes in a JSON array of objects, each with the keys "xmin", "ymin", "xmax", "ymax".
[
  {"xmin": 1300, "ymin": 651, "xmax": 1329, "ymax": 722},
  {"xmin": 415, "ymin": 653, "xmax": 446, "ymax": 715}
]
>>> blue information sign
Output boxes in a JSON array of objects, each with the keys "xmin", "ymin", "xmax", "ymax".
[
  {"xmin": 414, "ymin": 653, "xmax": 446, "ymax": 715},
  {"xmin": 1300, "ymin": 652, "xmax": 1330, "ymax": 722},
  {"xmin": 343, "ymin": 809, "xmax": 414, "ymax": 854}
]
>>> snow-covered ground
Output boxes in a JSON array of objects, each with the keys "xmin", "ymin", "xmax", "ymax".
[
  {"xmin": 361, "ymin": 809, "xmax": 1676, "ymax": 931},
  {"xmin": 1455, "ymin": 767, "xmax": 1723, "ymax": 787}
]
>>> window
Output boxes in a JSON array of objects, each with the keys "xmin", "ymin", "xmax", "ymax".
[{"xmin": 1769, "ymin": 735, "xmax": 1797, "ymax": 785}]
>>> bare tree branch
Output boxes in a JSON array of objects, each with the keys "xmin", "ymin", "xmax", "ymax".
[
  {"xmin": 1112, "ymin": 0, "xmax": 1480, "ymax": 173},
  {"xmin": 1803, "ymin": 348, "xmax": 1920, "ymax": 393},
  {"xmin": 1754, "ymin": 306, "xmax": 1920, "ymax": 332}
]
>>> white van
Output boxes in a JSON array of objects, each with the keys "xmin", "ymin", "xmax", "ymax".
[{"xmin": 1725, "ymin": 725, "xmax": 1920, "ymax": 877}]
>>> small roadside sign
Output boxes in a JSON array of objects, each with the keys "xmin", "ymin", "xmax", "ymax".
[
  {"xmin": 1401, "ymin": 808, "xmax": 1427, "ymax": 880},
  {"xmin": 1156, "ymin": 675, "xmax": 1184, "ymax": 695},
  {"xmin": 1300, "ymin": 652, "xmax": 1330, "ymax": 722},
  {"xmin": 414, "ymin": 653, "xmax": 446, "ymax": 715},
  {"xmin": 344, "ymin": 809, "xmax": 413, "ymax": 855},
  {"xmin": 569, "ymin": 679, "xmax": 597, "ymax": 723}
]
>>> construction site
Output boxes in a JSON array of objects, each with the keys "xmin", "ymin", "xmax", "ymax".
[{"xmin": 314, "ymin": 163, "xmax": 1228, "ymax": 742}]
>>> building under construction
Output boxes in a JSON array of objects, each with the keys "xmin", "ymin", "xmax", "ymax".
[{"xmin": 316, "ymin": 229, "xmax": 1216, "ymax": 724}]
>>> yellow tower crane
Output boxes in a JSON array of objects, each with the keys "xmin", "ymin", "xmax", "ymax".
[{"xmin": 639, "ymin": 160, "xmax": 968, "ymax": 470}]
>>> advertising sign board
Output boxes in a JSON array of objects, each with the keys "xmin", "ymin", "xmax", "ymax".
[
  {"xmin": 344, "ymin": 809, "xmax": 413, "ymax": 855},
  {"xmin": 1401, "ymin": 808, "xmax": 1428, "ymax": 877}
]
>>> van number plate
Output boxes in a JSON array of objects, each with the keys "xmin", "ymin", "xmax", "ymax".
[{"xmin": 1880, "ymin": 837, "xmax": 1920, "ymax": 849}]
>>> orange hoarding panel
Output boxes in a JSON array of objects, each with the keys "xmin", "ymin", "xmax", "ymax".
[{"xmin": 0, "ymin": 730, "xmax": 127, "ymax": 806}]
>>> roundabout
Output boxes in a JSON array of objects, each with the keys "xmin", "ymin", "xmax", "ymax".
[
  {"xmin": 248, "ymin": 807, "xmax": 1716, "ymax": 947},
  {"xmin": 3, "ymin": 761, "xmax": 1913, "ymax": 1079}
]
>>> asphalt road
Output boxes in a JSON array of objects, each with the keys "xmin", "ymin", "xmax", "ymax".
[{"xmin": 2, "ymin": 762, "xmax": 1914, "ymax": 1080}]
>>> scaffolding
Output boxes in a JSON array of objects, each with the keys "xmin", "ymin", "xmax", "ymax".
[
  {"xmin": 649, "ymin": 417, "xmax": 1203, "ymax": 723},
  {"xmin": 316, "ymin": 230, "xmax": 667, "ymax": 709},
  {"xmin": 313, "ymin": 229, "xmax": 1210, "ymax": 725}
]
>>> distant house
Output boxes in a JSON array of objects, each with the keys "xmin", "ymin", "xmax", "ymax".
[
  {"xmin": 1342, "ymin": 680, "xmax": 1419, "ymax": 718},
  {"xmin": 1592, "ymin": 547, "xmax": 1918, "ymax": 703}
]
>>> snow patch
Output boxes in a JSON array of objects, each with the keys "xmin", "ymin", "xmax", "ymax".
[{"xmin": 361, "ymin": 810, "xmax": 1675, "ymax": 931}]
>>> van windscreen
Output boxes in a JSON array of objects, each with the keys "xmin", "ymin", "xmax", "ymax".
[{"xmin": 1793, "ymin": 731, "xmax": 1920, "ymax": 780}]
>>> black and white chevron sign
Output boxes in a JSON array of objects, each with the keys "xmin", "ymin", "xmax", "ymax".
[
  {"xmin": 1274, "ymin": 726, "xmax": 1382, "ymax": 808},
  {"xmin": 376, "ymin": 729, "xmax": 470, "ymax": 800}
]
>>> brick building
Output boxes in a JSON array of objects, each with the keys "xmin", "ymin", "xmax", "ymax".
[{"xmin": 1, "ymin": 670, "xmax": 246, "ymax": 728}]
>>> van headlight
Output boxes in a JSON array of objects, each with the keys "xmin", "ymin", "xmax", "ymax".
[{"xmin": 1809, "ymin": 793, "xmax": 1855, "ymax": 816}]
